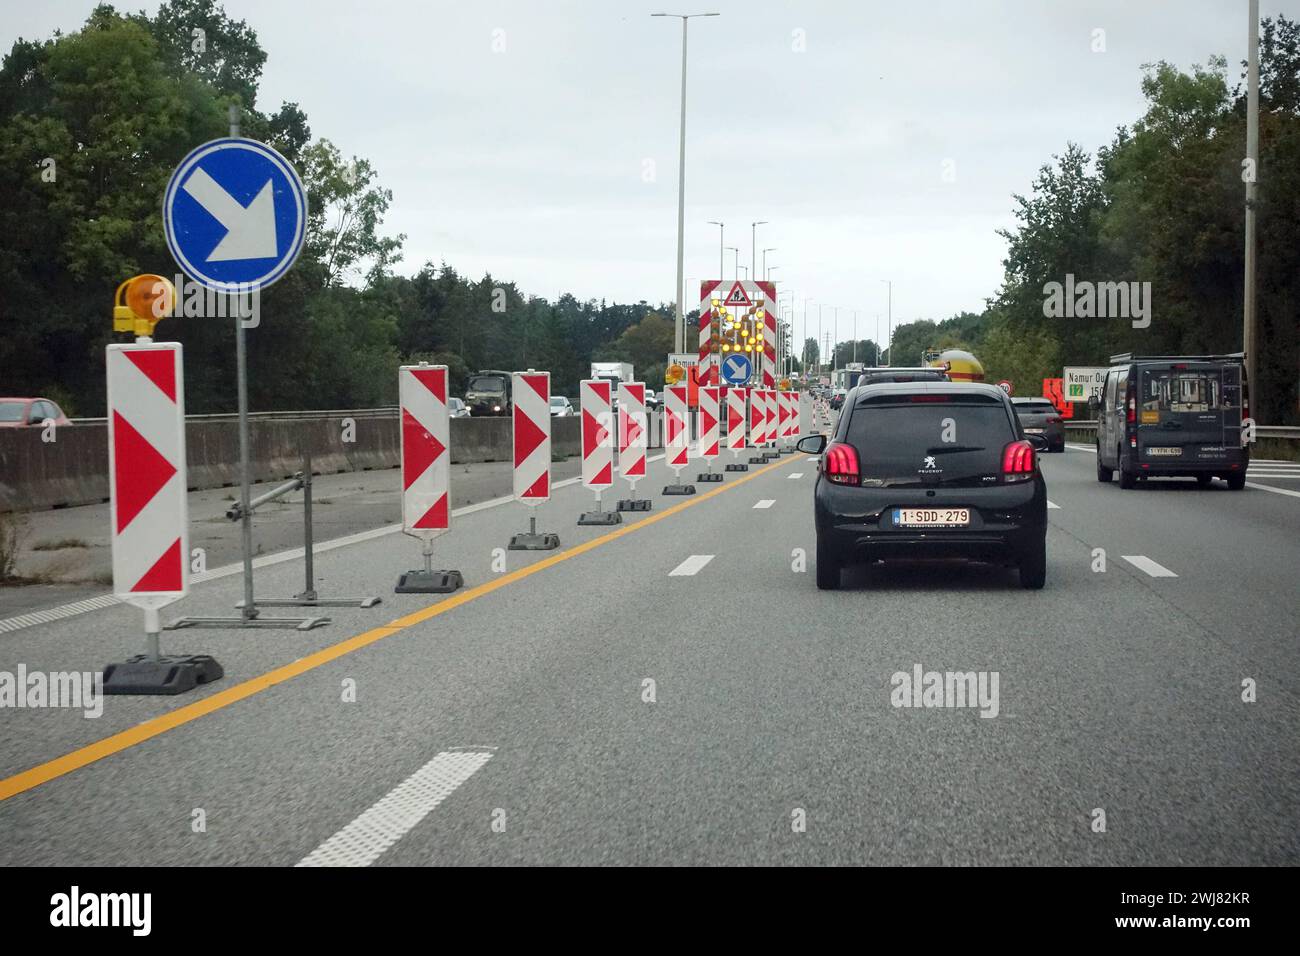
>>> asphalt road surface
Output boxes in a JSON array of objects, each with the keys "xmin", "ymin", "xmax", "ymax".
[{"xmin": 1, "ymin": 441, "xmax": 1297, "ymax": 865}]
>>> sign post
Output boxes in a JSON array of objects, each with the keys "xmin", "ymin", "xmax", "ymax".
[
  {"xmin": 725, "ymin": 386, "xmax": 749, "ymax": 471},
  {"xmin": 101, "ymin": 341, "xmax": 222, "ymax": 694},
  {"xmin": 617, "ymin": 382, "xmax": 651, "ymax": 511},
  {"xmin": 509, "ymin": 370, "xmax": 559, "ymax": 549},
  {"xmin": 696, "ymin": 385, "xmax": 722, "ymax": 482},
  {"xmin": 662, "ymin": 383, "xmax": 695, "ymax": 495},
  {"xmin": 578, "ymin": 378, "xmax": 620, "ymax": 525},
  {"xmin": 395, "ymin": 364, "xmax": 463, "ymax": 592},
  {"xmin": 164, "ymin": 107, "xmax": 322, "ymax": 631}
]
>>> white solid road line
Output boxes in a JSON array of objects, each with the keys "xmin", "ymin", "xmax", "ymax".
[
  {"xmin": 1122, "ymin": 555, "xmax": 1179, "ymax": 578},
  {"xmin": 753, "ymin": 499, "xmax": 776, "ymax": 509},
  {"xmin": 1047, "ymin": 500, "xmax": 1061, "ymax": 510},
  {"xmin": 296, "ymin": 748, "xmax": 493, "ymax": 867},
  {"xmin": 0, "ymin": 456, "xmax": 673, "ymax": 635},
  {"xmin": 1245, "ymin": 482, "xmax": 1300, "ymax": 499},
  {"xmin": 669, "ymin": 554, "xmax": 715, "ymax": 576},
  {"xmin": 788, "ymin": 473, "xmax": 804, "ymax": 479}
]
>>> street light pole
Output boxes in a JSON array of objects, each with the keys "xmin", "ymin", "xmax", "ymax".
[
  {"xmin": 726, "ymin": 246, "xmax": 739, "ymax": 279},
  {"xmin": 1244, "ymin": 0, "xmax": 1259, "ymax": 409},
  {"xmin": 653, "ymin": 12, "xmax": 720, "ymax": 355},
  {"xmin": 707, "ymin": 220, "xmax": 724, "ymax": 281},
  {"xmin": 751, "ymin": 221, "xmax": 768, "ymax": 278},
  {"xmin": 762, "ymin": 246, "xmax": 776, "ymax": 280},
  {"xmin": 853, "ymin": 310, "xmax": 858, "ymax": 364}
]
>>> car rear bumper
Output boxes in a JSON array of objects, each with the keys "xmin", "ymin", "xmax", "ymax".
[{"xmin": 814, "ymin": 478, "xmax": 1046, "ymax": 564}]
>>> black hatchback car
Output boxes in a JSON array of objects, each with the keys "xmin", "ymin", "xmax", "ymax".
[{"xmin": 798, "ymin": 382, "xmax": 1050, "ymax": 590}]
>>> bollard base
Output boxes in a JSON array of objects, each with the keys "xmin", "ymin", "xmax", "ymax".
[
  {"xmin": 617, "ymin": 499, "xmax": 652, "ymax": 512},
  {"xmin": 725, "ymin": 463, "xmax": 748, "ymax": 472},
  {"xmin": 749, "ymin": 456, "xmax": 767, "ymax": 464},
  {"xmin": 763, "ymin": 450, "xmax": 780, "ymax": 459},
  {"xmin": 395, "ymin": 569, "xmax": 463, "ymax": 594},
  {"xmin": 509, "ymin": 532, "xmax": 560, "ymax": 550},
  {"xmin": 102, "ymin": 654, "xmax": 224, "ymax": 696},
  {"xmin": 662, "ymin": 484, "xmax": 696, "ymax": 495},
  {"xmin": 578, "ymin": 510, "xmax": 621, "ymax": 525},
  {"xmin": 696, "ymin": 472, "xmax": 724, "ymax": 483}
]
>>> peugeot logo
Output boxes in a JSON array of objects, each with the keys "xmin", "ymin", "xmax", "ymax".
[{"xmin": 923, "ymin": 456, "xmax": 937, "ymax": 469}]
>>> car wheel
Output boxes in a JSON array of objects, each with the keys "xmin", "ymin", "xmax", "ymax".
[
  {"xmin": 1096, "ymin": 443, "xmax": 1113, "ymax": 482},
  {"xmin": 1195, "ymin": 474, "xmax": 1212, "ymax": 487},
  {"xmin": 1018, "ymin": 537, "xmax": 1046, "ymax": 590},
  {"xmin": 815, "ymin": 536, "xmax": 842, "ymax": 591},
  {"xmin": 1118, "ymin": 450, "xmax": 1136, "ymax": 489},
  {"xmin": 1226, "ymin": 472, "xmax": 1246, "ymax": 491}
]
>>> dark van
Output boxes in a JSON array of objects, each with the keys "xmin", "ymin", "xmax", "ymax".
[
  {"xmin": 1092, "ymin": 353, "xmax": 1249, "ymax": 490},
  {"xmin": 465, "ymin": 370, "xmax": 513, "ymax": 417}
]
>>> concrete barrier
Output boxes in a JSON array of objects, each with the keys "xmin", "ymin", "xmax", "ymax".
[{"xmin": 0, "ymin": 411, "xmax": 593, "ymax": 512}]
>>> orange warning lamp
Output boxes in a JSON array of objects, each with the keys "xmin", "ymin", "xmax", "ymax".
[
  {"xmin": 114, "ymin": 274, "xmax": 176, "ymax": 337},
  {"xmin": 779, "ymin": 378, "xmax": 791, "ymax": 390},
  {"xmin": 665, "ymin": 363, "xmax": 686, "ymax": 385}
]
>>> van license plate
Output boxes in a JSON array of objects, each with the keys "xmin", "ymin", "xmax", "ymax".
[
  {"xmin": 896, "ymin": 508, "xmax": 970, "ymax": 527},
  {"xmin": 1146, "ymin": 447, "xmax": 1183, "ymax": 456}
]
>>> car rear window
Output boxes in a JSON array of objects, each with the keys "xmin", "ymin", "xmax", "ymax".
[
  {"xmin": 846, "ymin": 398, "xmax": 1016, "ymax": 485},
  {"xmin": 1014, "ymin": 400, "xmax": 1056, "ymax": 412},
  {"xmin": 1141, "ymin": 367, "xmax": 1226, "ymax": 413},
  {"xmin": 0, "ymin": 401, "xmax": 26, "ymax": 422}
]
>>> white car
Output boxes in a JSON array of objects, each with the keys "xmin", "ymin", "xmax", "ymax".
[
  {"xmin": 550, "ymin": 395, "xmax": 575, "ymax": 417},
  {"xmin": 448, "ymin": 397, "xmax": 471, "ymax": 418}
]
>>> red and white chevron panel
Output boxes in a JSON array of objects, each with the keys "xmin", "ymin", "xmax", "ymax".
[
  {"xmin": 698, "ymin": 280, "xmax": 722, "ymax": 386},
  {"xmin": 579, "ymin": 379, "xmax": 614, "ymax": 490},
  {"xmin": 399, "ymin": 365, "xmax": 450, "ymax": 538},
  {"xmin": 763, "ymin": 388, "xmax": 778, "ymax": 446},
  {"xmin": 665, "ymin": 384, "xmax": 689, "ymax": 471},
  {"xmin": 698, "ymin": 386, "xmax": 720, "ymax": 460},
  {"xmin": 513, "ymin": 371, "xmax": 551, "ymax": 503},
  {"xmin": 784, "ymin": 390, "xmax": 799, "ymax": 440},
  {"xmin": 107, "ymin": 343, "xmax": 188, "ymax": 602},
  {"xmin": 762, "ymin": 302, "xmax": 777, "ymax": 387},
  {"xmin": 618, "ymin": 382, "xmax": 647, "ymax": 482},
  {"xmin": 750, "ymin": 388, "xmax": 767, "ymax": 446},
  {"xmin": 726, "ymin": 387, "xmax": 747, "ymax": 451}
]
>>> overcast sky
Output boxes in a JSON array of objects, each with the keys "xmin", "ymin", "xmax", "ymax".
[{"xmin": 4, "ymin": 0, "xmax": 1282, "ymax": 346}]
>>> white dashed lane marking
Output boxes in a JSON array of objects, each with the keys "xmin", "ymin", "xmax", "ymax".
[
  {"xmin": 753, "ymin": 500, "xmax": 776, "ymax": 509},
  {"xmin": 296, "ymin": 749, "xmax": 493, "ymax": 867},
  {"xmin": 669, "ymin": 554, "xmax": 715, "ymax": 576},
  {"xmin": 1122, "ymin": 555, "xmax": 1179, "ymax": 578},
  {"xmin": 788, "ymin": 473, "xmax": 804, "ymax": 479},
  {"xmin": 1047, "ymin": 500, "xmax": 1061, "ymax": 510}
]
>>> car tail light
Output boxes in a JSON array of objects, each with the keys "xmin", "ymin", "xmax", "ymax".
[
  {"xmin": 1046, "ymin": 415, "xmax": 1062, "ymax": 424},
  {"xmin": 824, "ymin": 442, "xmax": 859, "ymax": 485},
  {"xmin": 909, "ymin": 395, "xmax": 950, "ymax": 403},
  {"xmin": 1002, "ymin": 440, "xmax": 1035, "ymax": 482},
  {"xmin": 1126, "ymin": 392, "xmax": 1135, "ymax": 424}
]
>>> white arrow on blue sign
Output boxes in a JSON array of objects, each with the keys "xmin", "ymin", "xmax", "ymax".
[
  {"xmin": 163, "ymin": 138, "xmax": 307, "ymax": 293},
  {"xmin": 721, "ymin": 353, "xmax": 752, "ymax": 385}
]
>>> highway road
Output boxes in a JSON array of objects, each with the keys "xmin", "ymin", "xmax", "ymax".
[{"xmin": 1, "ymin": 438, "xmax": 1297, "ymax": 865}]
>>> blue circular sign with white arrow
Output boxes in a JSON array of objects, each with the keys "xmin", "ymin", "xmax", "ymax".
[
  {"xmin": 720, "ymin": 352, "xmax": 752, "ymax": 385},
  {"xmin": 163, "ymin": 138, "xmax": 307, "ymax": 293}
]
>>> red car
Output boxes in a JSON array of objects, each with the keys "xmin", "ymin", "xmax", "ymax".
[{"xmin": 0, "ymin": 397, "xmax": 74, "ymax": 428}]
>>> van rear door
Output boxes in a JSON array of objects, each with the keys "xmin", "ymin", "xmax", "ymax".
[{"xmin": 1136, "ymin": 363, "xmax": 1245, "ymax": 466}]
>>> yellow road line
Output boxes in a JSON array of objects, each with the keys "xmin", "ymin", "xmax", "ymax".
[{"xmin": 0, "ymin": 452, "xmax": 802, "ymax": 802}]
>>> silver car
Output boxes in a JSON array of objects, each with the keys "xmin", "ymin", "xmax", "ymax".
[
  {"xmin": 1011, "ymin": 397, "xmax": 1064, "ymax": 452},
  {"xmin": 550, "ymin": 395, "xmax": 575, "ymax": 417},
  {"xmin": 448, "ymin": 397, "xmax": 471, "ymax": 418}
]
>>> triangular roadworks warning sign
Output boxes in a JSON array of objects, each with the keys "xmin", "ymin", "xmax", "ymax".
[{"xmin": 724, "ymin": 281, "xmax": 751, "ymax": 307}]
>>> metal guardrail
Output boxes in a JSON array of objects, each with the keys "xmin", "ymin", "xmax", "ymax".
[{"xmin": 71, "ymin": 407, "xmax": 401, "ymax": 425}]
